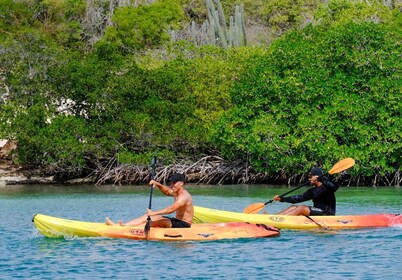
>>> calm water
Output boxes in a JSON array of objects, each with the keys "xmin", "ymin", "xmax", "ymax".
[{"xmin": 1, "ymin": 184, "xmax": 401, "ymax": 279}]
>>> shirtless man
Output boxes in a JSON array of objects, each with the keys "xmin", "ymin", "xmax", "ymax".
[{"xmin": 106, "ymin": 173, "xmax": 193, "ymax": 228}]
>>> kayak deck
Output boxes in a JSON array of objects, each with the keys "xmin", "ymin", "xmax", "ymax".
[
  {"xmin": 193, "ymin": 206, "xmax": 402, "ymax": 230},
  {"xmin": 32, "ymin": 214, "xmax": 280, "ymax": 241}
]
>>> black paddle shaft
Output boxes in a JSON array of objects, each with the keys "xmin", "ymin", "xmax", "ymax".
[
  {"xmin": 148, "ymin": 156, "xmax": 157, "ymax": 210},
  {"xmin": 264, "ymin": 179, "xmax": 312, "ymax": 206},
  {"xmin": 145, "ymin": 156, "xmax": 157, "ymax": 237}
]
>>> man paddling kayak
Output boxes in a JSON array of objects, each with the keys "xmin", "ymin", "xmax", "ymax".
[
  {"xmin": 272, "ymin": 167, "xmax": 339, "ymax": 216},
  {"xmin": 106, "ymin": 173, "xmax": 194, "ymax": 228}
]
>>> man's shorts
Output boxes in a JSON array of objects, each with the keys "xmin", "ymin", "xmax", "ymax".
[
  {"xmin": 309, "ymin": 207, "xmax": 333, "ymax": 216},
  {"xmin": 162, "ymin": 216, "xmax": 191, "ymax": 228}
]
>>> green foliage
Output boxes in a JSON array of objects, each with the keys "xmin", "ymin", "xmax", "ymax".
[
  {"xmin": 24, "ymin": 42, "xmax": 248, "ymax": 165},
  {"xmin": 0, "ymin": 0, "xmax": 31, "ymax": 35},
  {"xmin": 29, "ymin": 115, "xmax": 88, "ymax": 167},
  {"xmin": 50, "ymin": 55, "xmax": 112, "ymax": 115},
  {"xmin": 261, "ymin": 0, "xmax": 321, "ymax": 31},
  {"xmin": 103, "ymin": 0, "xmax": 183, "ymax": 52},
  {"xmin": 0, "ymin": 98, "xmax": 88, "ymax": 168},
  {"xmin": 1, "ymin": 0, "xmax": 401, "ymax": 184},
  {"xmin": 315, "ymin": 0, "xmax": 400, "ymax": 26},
  {"xmin": 213, "ymin": 21, "xmax": 402, "ymax": 177},
  {"xmin": 38, "ymin": 0, "xmax": 86, "ymax": 45},
  {"xmin": 133, "ymin": 44, "xmax": 261, "ymax": 149},
  {"xmin": 0, "ymin": 30, "xmax": 66, "ymax": 113},
  {"xmin": 0, "ymin": 0, "xmax": 86, "ymax": 48},
  {"xmin": 116, "ymin": 149, "xmax": 176, "ymax": 165}
]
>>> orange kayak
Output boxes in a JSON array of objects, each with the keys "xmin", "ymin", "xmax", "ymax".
[
  {"xmin": 32, "ymin": 214, "xmax": 280, "ymax": 241},
  {"xmin": 193, "ymin": 206, "xmax": 402, "ymax": 230}
]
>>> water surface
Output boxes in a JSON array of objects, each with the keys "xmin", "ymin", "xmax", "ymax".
[{"xmin": 1, "ymin": 184, "xmax": 401, "ymax": 279}]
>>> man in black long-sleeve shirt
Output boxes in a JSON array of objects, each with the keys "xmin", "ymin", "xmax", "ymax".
[{"xmin": 273, "ymin": 167, "xmax": 339, "ymax": 216}]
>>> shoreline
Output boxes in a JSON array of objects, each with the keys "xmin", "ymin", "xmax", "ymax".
[
  {"xmin": 0, "ymin": 159, "xmax": 55, "ymax": 186},
  {"xmin": 1, "ymin": 158, "xmax": 401, "ymax": 187},
  {"xmin": 0, "ymin": 175, "xmax": 54, "ymax": 187}
]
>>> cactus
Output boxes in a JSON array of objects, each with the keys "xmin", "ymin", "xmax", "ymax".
[
  {"xmin": 175, "ymin": 0, "xmax": 247, "ymax": 48},
  {"xmin": 203, "ymin": 0, "xmax": 247, "ymax": 48}
]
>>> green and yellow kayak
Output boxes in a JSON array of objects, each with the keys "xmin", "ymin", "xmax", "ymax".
[
  {"xmin": 193, "ymin": 206, "xmax": 402, "ymax": 230},
  {"xmin": 32, "ymin": 214, "xmax": 280, "ymax": 241}
]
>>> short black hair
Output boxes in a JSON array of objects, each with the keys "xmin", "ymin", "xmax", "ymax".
[{"xmin": 169, "ymin": 173, "xmax": 186, "ymax": 183}]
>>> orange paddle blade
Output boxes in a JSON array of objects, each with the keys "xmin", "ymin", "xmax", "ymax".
[
  {"xmin": 243, "ymin": 203, "xmax": 265, "ymax": 214},
  {"xmin": 328, "ymin": 158, "xmax": 355, "ymax": 174}
]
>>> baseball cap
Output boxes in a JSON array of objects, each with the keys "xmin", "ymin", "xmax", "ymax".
[{"xmin": 309, "ymin": 167, "xmax": 323, "ymax": 176}]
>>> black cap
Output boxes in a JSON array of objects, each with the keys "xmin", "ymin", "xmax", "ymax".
[
  {"xmin": 309, "ymin": 167, "xmax": 323, "ymax": 176},
  {"xmin": 169, "ymin": 173, "xmax": 186, "ymax": 183}
]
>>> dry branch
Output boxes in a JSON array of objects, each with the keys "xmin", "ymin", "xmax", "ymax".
[{"xmin": 95, "ymin": 155, "xmax": 271, "ymax": 185}]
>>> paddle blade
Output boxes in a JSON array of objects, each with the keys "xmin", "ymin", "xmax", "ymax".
[
  {"xmin": 243, "ymin": 203, "xmax": 265, "ymax": 214},
  {"xmin": 328, "ymin": 158, "xmax": 355, "ymax": 174},
  {"xmin": 144, "ymin": 217, "xmax": 151, "ymax": 239}
]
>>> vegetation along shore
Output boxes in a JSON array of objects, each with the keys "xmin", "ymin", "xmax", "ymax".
[{"xmin": 0, "ymin": 0, "xmax": 401, "ymax": 186}]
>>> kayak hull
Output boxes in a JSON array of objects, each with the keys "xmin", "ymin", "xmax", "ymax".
[
  {"xmin": 193, "ymin": 206, "xmax": 402, "ymax": 230},
  {"xmin": 32, "ymin": 214, "xmax": 280, "ymax": 241}
]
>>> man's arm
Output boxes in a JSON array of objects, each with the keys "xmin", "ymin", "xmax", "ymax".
[
  {"xmin": 281, "ymin": 189, "xmax": 314, "ymax": 203},
  {"xmin": 150, "ymin": 180, "xmax": 173, "ymax": 196},
  {"xmin": 321, "ymin": 176, "xmax": 339, "ymax": 192}
]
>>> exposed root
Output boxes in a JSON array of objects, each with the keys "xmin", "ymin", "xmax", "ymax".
[{"xmin": 95, "ymin": 156, "xmax": 272, "ymax": 186}]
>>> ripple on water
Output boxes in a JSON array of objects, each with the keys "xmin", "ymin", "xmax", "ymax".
[{"xmin": 1, "ymin": 186, "xmax": 402, "ymax": 279}]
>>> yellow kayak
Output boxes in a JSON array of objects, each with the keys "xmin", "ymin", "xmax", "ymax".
[
  {"xmin": 32, "ymin": 214, "xmax": 280, "ymax": 241},
  {"xmin": 193, "ymin": 206, "xmax": 402, "ymax": 230}
]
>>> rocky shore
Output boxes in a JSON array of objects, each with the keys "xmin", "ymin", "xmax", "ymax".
[{"xmin": 0, "ymin": 159, "xmax": 55, "ymax": 186}]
